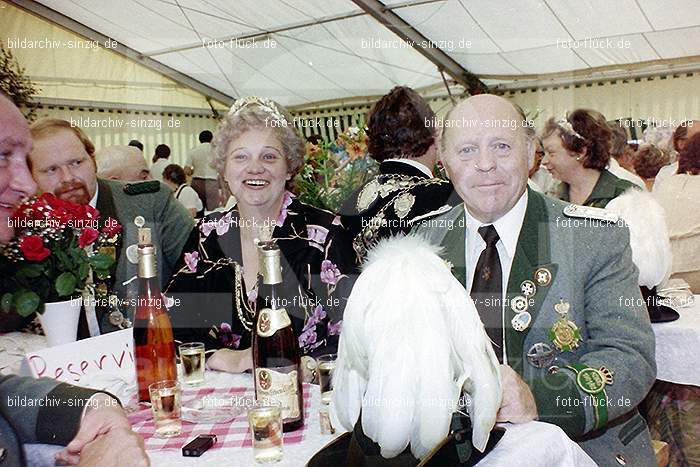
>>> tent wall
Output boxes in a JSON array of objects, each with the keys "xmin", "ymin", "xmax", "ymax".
[
  {"xmin": 27, "ymin": 104, "xmax": 219, "ymax": 168},
  {"xmin": 502, "ymin": 73, "xmax": 700, "ymax": 129},
  {"xmin": 1, "ymin": 0, "xmax": 227, "ymax": 111}
]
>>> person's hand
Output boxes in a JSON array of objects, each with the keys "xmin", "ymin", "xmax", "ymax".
[
  {"xmin": 497, "ymin": 364, "xmax": 538, "ymax": 423},
  {"xmin": 206, "ymin": 347, "xmax": 253, "ymax": 373},
  {"xmin": 55, "ymin": 394, "xmax": 148, "ymax": 466}
]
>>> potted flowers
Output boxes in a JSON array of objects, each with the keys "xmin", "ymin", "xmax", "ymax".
[
  {"xmin": 0, "ymin": 193, "xmax": 121, "ymax": 346},
  {"xmin": 294, "ymin": 126, "xmax": 378, "ymax": 211}
]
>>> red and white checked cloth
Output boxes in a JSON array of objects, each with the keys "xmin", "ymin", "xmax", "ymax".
[{"xmin": 128, "ymin": 384, "xmax": 312, "ymax": 451}]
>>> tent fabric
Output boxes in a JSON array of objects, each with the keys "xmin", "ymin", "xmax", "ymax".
[
  {"xmin": 1, "ymin": 0, "xmax": 228, "ymax": 110},
  {"xmin": 28, "ymin": 104, "xmax": 219, "ymax": 168},
  {"xmin": 18, "ymin": 0, "xmax": 700, "ymax": 108}
]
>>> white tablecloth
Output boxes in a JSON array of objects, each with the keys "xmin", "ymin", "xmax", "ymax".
[
  {"xmin": 4, "ymin": 333, "xmax": 595, "ymax": 466},
  {"xmin": 652, "ymin": 295, "xmax": 700, "ymax": 386}
]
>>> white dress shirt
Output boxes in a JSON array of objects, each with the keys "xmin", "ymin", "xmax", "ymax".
[
  {"xmin": 186, "ymin": 143, "xmax": 218, "ymax": 180},
  {"xmin": 464, "ymin": 190, "xmax": 528, "ymax": 361}
]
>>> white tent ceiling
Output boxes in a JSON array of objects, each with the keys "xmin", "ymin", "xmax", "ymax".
[{"xmin": 27, "ymin": 0, "xmax": 700, "ymax": 107}]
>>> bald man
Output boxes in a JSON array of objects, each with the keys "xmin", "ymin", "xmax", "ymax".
[
  {"xmin": 414, "ymin": 94, "xmax": 656, "ymax": 466},
  {"xmin": 95, "ymin": 145, "xmax": 151, "ymax": 181}
]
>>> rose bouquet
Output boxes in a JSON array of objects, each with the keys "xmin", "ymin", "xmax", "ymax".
[
  {"xmin": 0, "ymin": 193, "xmax": 121, "ymax": 317},
  {"xmin": 294, "ymin": 126, "xmax": 378, "ymax": 211}
]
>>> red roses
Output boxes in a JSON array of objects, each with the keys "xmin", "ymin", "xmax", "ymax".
[
  {"xmin": 19, "ymin": 235, "xmax": 51, "ymax": 261},
  {"xmin": 78, "ymin": 228, "xmax": 100, "ymax": 248}
]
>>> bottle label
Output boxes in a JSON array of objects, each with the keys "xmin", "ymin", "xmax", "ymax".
[
  {"xmin": 256, "ymin": 307, "xmax": 292, "ymax": 337},
  {"xmin": 255, "ymin": 366, "xmax": 300, "ymax": 419}
]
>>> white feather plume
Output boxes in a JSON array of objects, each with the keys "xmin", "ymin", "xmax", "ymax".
[
  {"xmin": 605, "ymin": 188, "xmax": 672, "ymax": 287},
  {"xmin": 332, "ymin": 234, "xmax": 502, "ymax": 460}
]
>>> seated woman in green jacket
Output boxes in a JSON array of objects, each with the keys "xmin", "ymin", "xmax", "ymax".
[{"xmin": 541, "ymin": 109, "xmax": 635, "ymax": 208}]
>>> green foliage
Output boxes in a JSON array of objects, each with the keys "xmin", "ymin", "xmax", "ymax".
[{"xmin": 0, "ymin": 41, "xmax": 40, "ymax": 122}]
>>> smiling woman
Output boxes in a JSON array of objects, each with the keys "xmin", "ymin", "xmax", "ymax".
[{"xmin": 165, "ymin": 97, "xmax": 355, "ymax": 381}]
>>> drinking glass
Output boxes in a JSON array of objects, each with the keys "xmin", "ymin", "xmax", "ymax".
[
  {"xmin": 149, "ymin": 380, "xmax": 182, "ymax": 437},
  {"xmin": 248, "ymin": 406, "xmax": 283, "ymax": 463},
  {"xmin": 179, "ymin": 342, "xmax": 205, "ymax": 386}
]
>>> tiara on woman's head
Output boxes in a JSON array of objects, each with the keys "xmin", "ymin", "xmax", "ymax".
[
  {"xmin": 557, "ymin": 117, "xmax": 584, "ymax": 140},
  {"xmin": 228, "ymin": 96, "xmax": 289, "ymax": 127}
]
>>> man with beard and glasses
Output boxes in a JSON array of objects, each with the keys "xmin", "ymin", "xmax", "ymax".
[{"xmin": 27, "ymin": 118, "xmax": 194, "ymax": 335}]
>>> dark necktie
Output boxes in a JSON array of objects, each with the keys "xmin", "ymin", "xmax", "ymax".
[{"xmin": 470, "ymin": 225, "xmax": 503, "ymax": 363}]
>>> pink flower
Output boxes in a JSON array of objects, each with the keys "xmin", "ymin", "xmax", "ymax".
[
  {"xmin": 184, "ymin": 251, "xmax": 199, "ymax": 272},
  {"xmin": 220, "ymin": 323, "xmax": 241, "ymax": 349},
  {"xmin": 277, "ymin": 191, "xmax": 294, "ymax": 226},
  {"xmin": 320, "ymin": 260, "xmax": 341, "ymax": 285},
  {"xmin": 161, "ymin": 294, "xmax": 175, "ymax": 309},
  {"xmin": 78, "ymin": 227, "xmax": 99, "ymax": 248},
  {"xmin": 328, "ymin": 320, "xmax": 342, "ymax": 336},
  {"xmin": 200, "ymin": 220, "xmax": 216, "ymax": 237},
  {"xmin": 216, "ymin": 212, "xmax": 232, "ymax": 236},
  {"xmin": 298, "ymin": 327, "xmax": 317, "ymax": 349},
  {"xmin": 307, "ymin": 305, "xmax": 327, "ymax": 327},
  {"xmin": 307, "ymin": 224, "xmax": 329, "ymax": 246}
]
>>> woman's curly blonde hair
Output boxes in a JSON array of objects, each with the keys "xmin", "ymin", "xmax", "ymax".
[{"xmin": 212, "ymin": 98, "xmax": 305, "ymax": 187}]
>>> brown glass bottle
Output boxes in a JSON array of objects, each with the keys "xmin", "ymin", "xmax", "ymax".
[
  {"xmin": 253, "ymin": 242, "xmax": 304, "ymax": 432},
  {"xmin": 133, "ymin": 232, "xmax": 177, "ymax": 402}
]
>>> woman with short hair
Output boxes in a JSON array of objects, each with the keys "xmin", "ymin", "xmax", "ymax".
[
  {"xmin": 165, "ymin": 97, "xmax": 352, "ymax": 379},
  {"xmin": 162, "ymin": 163, "xmax": 203, "ymax": 218},
  {"xmin": 541, "ymin": 109, "xmax": 635, "ymax": 207}
]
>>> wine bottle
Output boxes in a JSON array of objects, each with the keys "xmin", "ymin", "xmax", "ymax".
[
  {"xmin": 253, "ymin": 241, "xmax": 304, "ymax": 432},
  {"xmin": 133, "ymin": 228, "xmax": 177, "ymax": 402}
]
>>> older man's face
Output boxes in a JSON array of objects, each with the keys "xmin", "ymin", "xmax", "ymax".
[
  {"xmin": 441, "ymin": 95, "xmax": 533, "ymax": 224},
  {"xmin": 0, "ymin": 97, "xmax": 37, "ymax": 243}
]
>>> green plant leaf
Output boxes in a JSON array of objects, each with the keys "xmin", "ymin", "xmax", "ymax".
[
  {"xmin": 16, "ymin": 263, "xmax": 44, "ymax": 279},
  {"xmin": 55, "ymin": 272, "xmax": 77, "ymax": 297},
  {"xmin": 89, "ymin": 252, "xmax": 115, "ymax": 272},
  {"xmin": 14, "ymin": 291, "xmax": 40, "ymax": 317},
  {"xmin": 78, "ymin": 261, "xmax": 90, "ymax": 280},
  {"xmin": 1, "ymin": 293, "xmax": 12, "ymax": 313}
]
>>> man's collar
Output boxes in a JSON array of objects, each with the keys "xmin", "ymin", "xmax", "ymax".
[
  {"xmin": 89, "ymin": 182, "xmax": 99, "ymax": 208},
  {"xmin": 383, "ymin": 158, "xmax": 433, "ymax": 177},
  {"xmin": 463, "ymin": 189, "xmax": 528, "ymax": 258}
]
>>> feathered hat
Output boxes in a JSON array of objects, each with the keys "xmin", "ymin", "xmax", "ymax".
[{"xmin": 332, "ymin": 234, "xmax": 502, "ymax": 460}]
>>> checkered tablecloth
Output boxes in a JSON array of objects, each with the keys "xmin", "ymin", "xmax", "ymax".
[{"xmin": 128, "ymin": 383, "xmax": 312, "ymax": 451}]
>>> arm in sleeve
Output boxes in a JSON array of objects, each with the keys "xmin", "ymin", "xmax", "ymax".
[
  {"xmin": 529, "ymin": 225, "xmax": 656, "ymax": 438},
  {"xmin": 0, "ymin": 375, "xmax": 111, "ymax": 445}
]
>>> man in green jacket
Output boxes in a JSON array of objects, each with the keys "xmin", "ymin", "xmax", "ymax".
[
  {"xmin": 27, "ymin": 118, "xmax": 194, "ymax": 333},
  {"xmin": 413, "ymin": 94, "xmax": 656, "ymax": 466}
]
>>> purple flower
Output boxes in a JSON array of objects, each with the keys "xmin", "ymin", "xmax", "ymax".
[
  {"xmin": 220, "ymin": 322, "xmax": 242, "ymax": 349},
  {"xmin": 216, "ymin": 212, "xmax": 232, "ymax": 236},
  {"xmin": 277, "ymin": 191, "xmax": 294, "ymax": 226},
  {"xmin": 184, "ymin": 251, "xmax": 199, "ymax": 272},
  {"xmin": 327, "ymin": 320, "xmax": 342, "ymax": 336},
  {"xmin": 307, "ymin": 224, "xmax": 329, "ymax": 246},
  {"xmin": 161, "ymin": 294, "xmax": 175, "ymax": 309},
  {"xmin": 200, "ymin": 220, "xmax": 216, "ymax": 237},
  {"xmin": 298, "ymin": 327, "xmax": 317, "ymax": 349},
  {"xmin": 307, "ymin": 305, "xmax": 327, "ymax": 327},
  {"xmin": 320, "ymin": 260, "xmax": 341, "ymax": 285}
]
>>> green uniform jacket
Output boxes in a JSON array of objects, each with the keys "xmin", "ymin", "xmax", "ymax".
[
  {"xmin": 558, "ymin": 169, "xmax": 636, "ymax": 208},
  {"xmin": 413, "ymin": 188, "xmax": 657, "ymax": 467},
  {"xmin": 0, "ymin": 375, "xmax": 105, "ymax": 466},
  {"xmin": 95, "ymin": 178, "xmax": 194, "ymax": 332}
]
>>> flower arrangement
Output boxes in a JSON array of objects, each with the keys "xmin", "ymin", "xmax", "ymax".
[
  {"xmin": 0, "ymin": 194, "xmax": 121, "ymax": 317},
  {"xmin": 294, "ymin": 126, "xmax": 378, "ymax": 211}
]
